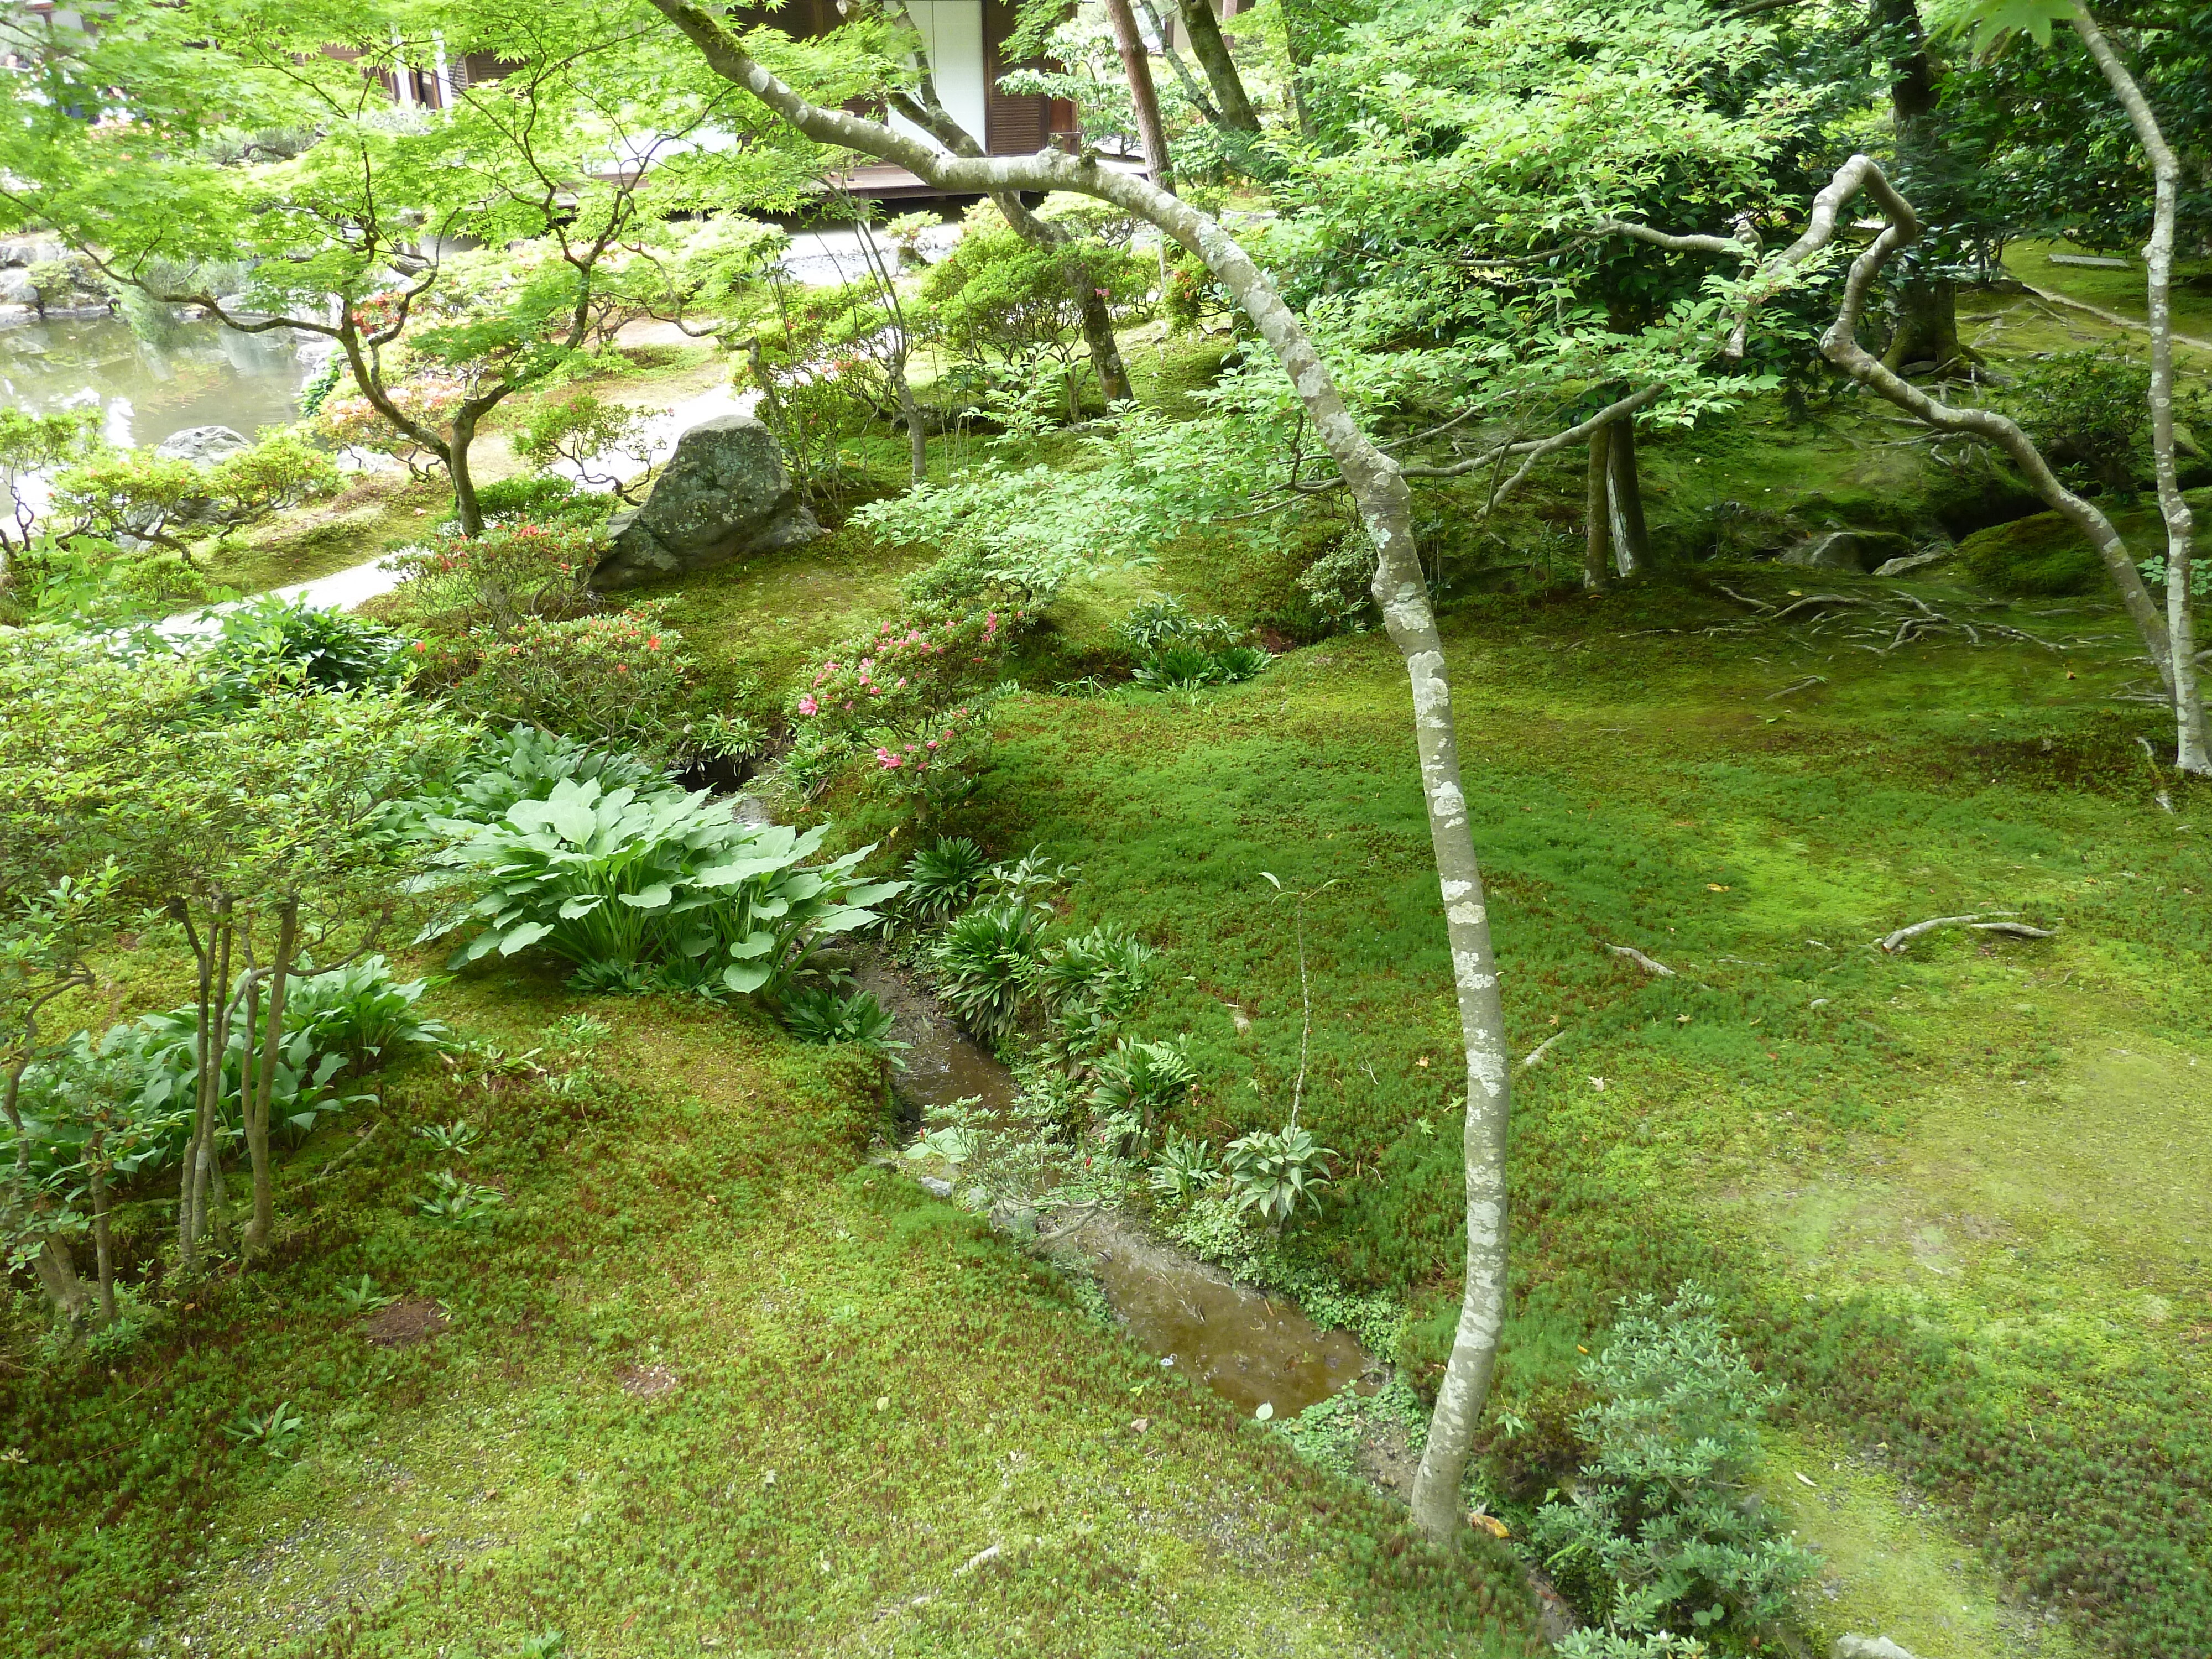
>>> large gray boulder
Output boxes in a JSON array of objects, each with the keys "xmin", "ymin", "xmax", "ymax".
[
  {"xmin": 592, "ymin": 414, "xmax": 818, "ymax": 590},
  {"xmin": 0, "ymin": 268, "xmax": 35, "ymax": 306},
  {"xmin": 155, "ymin": 425, "xmax": 252, "ymax": 466}
]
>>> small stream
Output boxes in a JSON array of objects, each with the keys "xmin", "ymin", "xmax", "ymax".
[{"xmin": 733, "ymin": 791, "xmax": 1377, "ymax": 1419}]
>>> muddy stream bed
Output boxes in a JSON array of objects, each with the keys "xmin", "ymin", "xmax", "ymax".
[{"xmin": 734, "ymin": 794, "xmax": 1376, "ymax": 1421}]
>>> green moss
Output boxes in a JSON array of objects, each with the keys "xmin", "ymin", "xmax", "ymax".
[
  {"xmin": 1, "ymin": 966, "xmax": 1535, "ymax": 1658},
  {"xmin": 1959, "ymin": 486, "xmax": 2212, "ymax": 596}
]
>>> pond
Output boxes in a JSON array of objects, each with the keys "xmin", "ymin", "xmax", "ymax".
[{"xmin": 0, "ymin": 315, "xmax": 321, "ymax": 449}]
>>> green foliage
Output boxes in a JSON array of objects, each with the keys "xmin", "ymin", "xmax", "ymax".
[
  {"xmin": 389, "ymin": 518, "xmax": 600, "ymax": 635},
  {"xmin": 0, "ymin": 407, "xmax": 99, "ymax": 552},
  {"xmin": 1088, "ymin": 1037, "xmax": 1197, "ymax": 1153},
  {"xmin": 335, "ymin": 1272, "xmax": 398, "ymax": 1312},
  {"xmin": 200, "ymin": 597, "xmax": 413, "ymax": 705},
  {"xmin": 780, "ymin": 985, "xmax": 902, "ymax": 1051},
  {"xmin": 285, "ymin": 956, "xmax": 447, "ymax": 1065},
  {"xmin": 1530, "ymin": 1288, "xmax": 1818, "ymax": 1649},
  {"xmin": 467, "ymin": 472, "xmax": 614, "ymax": 528},
  {"xmin": 510, "ymin": 392, "xmax": 656, "ymax": 500},
  {"xmin": 223, "ymin": 1401, "xmax": 306, "ymax": 1462},
  {"xmin": 901, "ymin": 836, "xmax": 993, "ymax": 928},
  {"xmin": 931, "ymin": 902, "xmax": 1049, "ymax": 1046},
  {"xmin": 422, "ymin": 724, "xmax": 669, "ymax": 833},
  {"xmin": 412, "ymin": 1118, "xmax": 483, "ymax": 1156},
  {"xmin": 8, "ymin": 954, "xmax": 442, "ymax": 1191},
  {"xmin": 414, "ymin": 1168, "xmax": 505, "ymax": 1231},
  {"xmin": 1222, "ymin": 1124, "xmax": 1335, "ymax": 1225},
  {"xmin": 1122, "ymin": 597, "xmax": 1272, "ymax": 690},
  {"xmin": 915, "ymin": 225, "xmax": 1147, "ymax": 420},
  {"xmin": 2000, "ymin": 347, "xmax": 2151, "ymax": 493},
  {"xmin": 1149, "ymin": 1130, "xmax": 1220, "ymax": 1204},
  {"xmin": 422, "ymin": 776, "xmax": 903, "ymax": 1000},
  {"xmin": 787, "ymin": 608, "xmax": 1026, "ymax": 806},
  {"xmin": 434, "ymin": 607, "xmax": 698, "ymax": 758}
]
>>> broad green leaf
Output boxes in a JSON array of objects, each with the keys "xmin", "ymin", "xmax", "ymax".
[
  {"xmin": 722, "ymin": 962, "xmax": 771, "ymax": 994},
  {"xmin": 619, "ymin": 883, "xmax": 674, "ymax": 910},
  {"xmin": 559, "ymin": 895, "xmax": 604, "ymax": 920},
  {"xmin": 498, "ymin": 921, "xmax": 552, "ymax": 956},
  {"xmin": 726, "ymin": 930, "xmax": 777, "ymax": 959}
]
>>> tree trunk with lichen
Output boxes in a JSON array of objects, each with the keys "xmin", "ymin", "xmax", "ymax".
[{"xmin": 643, "ymin": 0, "xmax": 1514, "ymax": 1541}]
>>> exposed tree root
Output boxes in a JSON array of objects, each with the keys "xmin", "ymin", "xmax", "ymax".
[
  {"xmin": 1605, "ymin": 944, "xmax": 1677, "ymax": 977},
  {"xmin": 1878, "ymin": 912, "xmax": 2057, "ymax": 952}
]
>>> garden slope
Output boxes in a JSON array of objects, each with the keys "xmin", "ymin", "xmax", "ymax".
[
  {"xmin": 0, "ymin": 974, "xmax": 1532, "ymax": 1659},
  {"xmin": 934, "ymin": 571, "xmax": 2208, "ymax": 1657}
]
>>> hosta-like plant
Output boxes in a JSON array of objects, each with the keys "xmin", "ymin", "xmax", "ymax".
[
  {"xmin": 1222, "ymin": 1124, "xmax": 1335, "ymax": 1225},
  {"xmin": 423, "ymin": 776, "xmax": 904, "ymax": 998}
]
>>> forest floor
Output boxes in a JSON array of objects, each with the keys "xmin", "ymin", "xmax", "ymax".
[{"xmin": 9, "ymin": 264, "xmax": 2208, "ymax": 1658}]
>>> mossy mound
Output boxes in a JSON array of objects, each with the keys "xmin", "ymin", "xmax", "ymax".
[
  {"xmin": 1957, "ymin": 511, "xmax": 2106, "ymax": 596},
  {"xmin": 1958, "ymin": 486, "xmax": 2212, "ymax": 597}
]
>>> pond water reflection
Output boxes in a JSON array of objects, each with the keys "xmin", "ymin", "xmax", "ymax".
[{"xmin": 0, "ymin": 315, "xmax": 320, "ymax": 449}]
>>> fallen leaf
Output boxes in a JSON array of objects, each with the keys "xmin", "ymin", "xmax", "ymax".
[
  {"xmin": 1254, "ymin": 1402, "xmax": 1274, "ymax": 1422},
  {"xmin": 1471, "ymin": 1512, "xmax": 1511, "ymax": 1539},
  {"xmin": 1794, "ymin": 1471, "xmax": 1817, "ymax": 1489},
  {"xmin": 1129, "ymin": 1417, "xmax": 1150, "ymax": 1434},
  {"xmin": 1707, "ymin": 883, "xmax": 1730, "ymax": 892}
]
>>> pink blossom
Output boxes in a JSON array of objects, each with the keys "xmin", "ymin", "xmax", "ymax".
[{"xmin": 797, "ymin": 694, "xmax": 818, "ymax": 716}]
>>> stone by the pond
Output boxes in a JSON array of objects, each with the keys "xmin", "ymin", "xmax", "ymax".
[
  {"xmin": 592, "ymin": 414, "xmax": 818, "ymax": 589},
  {"xmin": 0, "ymin": 269, "xmax": 35, "ymax": 306},
  {"xmin": 916, "ymin": 1175, "xmax": 953, "ymax": 1198},
  {"xmin": 155, "ymin": 425, "xmax": 252, "ymax": 466},
  {"xmin": 1832, "ymin": 1639, "xmax": 1921, "ymax": 1659},
  {"xmin": 1779, "ymin": 529, "xmax": 1913, "ymax": 573}
]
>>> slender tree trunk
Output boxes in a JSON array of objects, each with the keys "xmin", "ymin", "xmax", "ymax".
[
  {"xmin": 642, "ymin": 0, "xmax": 1514, "ymax": 1542},
  {"xmin": 1174, "ymin": 0, "xmax": 1262, "ymax": 136},
  {"xmin": 2073, "ymin": 5, "xmax": 2210, "ymax": 774},
  {"xmin": 879, "ymin": 12, "xmax": 1137, "ymax": 405},
  {"xmin": 1584, "ymin": 426, "xmax": 1612, "ymax": 592},
  {"xmin": 1104, "ymin": 0, "xmax": 1175, "ymax": 196},
  {"xmin": 1744, "ymin": 155, "xmax": 2184, "ymax": 702},
  {"xmin": 175, "ymin": 899, "xmax": 213, "ymax": 1271},
  {"xmin": 244, "ymin": 900, "xmax": 296, "ymax": 1256},
  {"xmin": 1881, "ymin": 273, "xmax": 1966, "ymax": 372},
  {"xmin": 1136, "ymin": 0, "xmax": 1223, "ymax": 132},
  {"xmin": 88, "ymin": 1160, "xmax": 115, "ymax": 1326},
  {"xmin": 1605, "ymin": 418, "xmax": 1650, "ymax": 576},
  {"xmin": 1278, "ymin": 0, "xmax": 1319, "ymax": 140},
  {"xmin": 197, "ymin": 905, "xmax": 236, "ymax": 1250}
]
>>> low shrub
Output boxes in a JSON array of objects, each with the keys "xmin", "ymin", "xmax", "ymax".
[
  {"xmin": 2001, "ymin": 346, "xmax": 2150, "ymax": 494},
  {"xmin": 388, "ymin": 518, "xmax": 599, "ymax": 635},
  {"xmin": 200, "ymin": 597, "xmax": 413, "ymax": 705},
  {"xmin": 901, "ymin": 836, "xmax": 993, "ymax": 928},
  {"xmin": 1120, "ymin": 597, "xmax": 1271, "ymax": 691},
  {"xmin": 1528, "ymin": 1287, "xmax": 1818, "ymax": 1653},
  {"xmin": 780, "ymin": 985, "xmax": 902, "ymax": 1051},
  {"xmin": 1088, "ymin": 1036, "xmax": 1195, "ymax": 1154},
  {"xmin": 449, "ymin": 606, "xmax": 695, "ymax": 757}
]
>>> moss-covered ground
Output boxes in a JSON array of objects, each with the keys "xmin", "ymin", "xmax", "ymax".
[{"xmin": 1, "ymin": 966, "xmax": 1532, "ymax": 1658}]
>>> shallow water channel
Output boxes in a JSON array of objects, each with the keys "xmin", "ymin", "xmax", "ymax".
[{"xmin": 735, "ymin": 795, "xmax": 1379, "ymax": 1420}]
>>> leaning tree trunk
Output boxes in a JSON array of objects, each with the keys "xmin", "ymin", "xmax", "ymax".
[
  {"xmin": 645, "ymin": 0, "xmax": 1514, "ymax": 1541},
  {"xmin": 1175, "ymin": 0, "xmax": 1263, "ymax": 137},
  {"xmin": 880, "ymin": 8, "xmax": 1137, "ymax": 406},
  {"xmin": 2072, "ymin": 3, "xmax": 2209, "ymax": 774}
]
